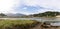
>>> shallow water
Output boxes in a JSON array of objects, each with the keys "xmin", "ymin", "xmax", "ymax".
[{"xmin": 0, "ymin": 17, "xmax": 60, "ymax": 22}]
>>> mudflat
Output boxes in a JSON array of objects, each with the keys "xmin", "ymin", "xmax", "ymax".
[{"xmin": 31, "ymin": 23, "xmax": 60, "ymax": 29}]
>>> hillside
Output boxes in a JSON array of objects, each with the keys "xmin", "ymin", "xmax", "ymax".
[{"xmin": 31, "ymin": 11, "xmax": 60, "ymax": 17}]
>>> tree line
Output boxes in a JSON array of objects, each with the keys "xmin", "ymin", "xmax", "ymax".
[{"xmin": 32, "ymin": 11, "xmax": 60, "ymax": 17}]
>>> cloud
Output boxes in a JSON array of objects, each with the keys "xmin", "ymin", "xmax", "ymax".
[
  {"xmin": 14, "ymin": 5, "xmax": 46, "ymax": 15},
  {"xmin": 1, "ymin": 0, "xmax": 60, "ymax": 15},
  {"xmin": 18, "ymin": 0, "xmax": 60, "ymax": 15},
  {"xmin": 23, "ymin": 0, "xmax": 60, "ymax": 9},
  {"xmin": 14, "ymin": 5, "xmax": 60, "ymax": 15},
  {"xmin": 0, "ymin": 0, "xmax": 21, "ymax": 14}
]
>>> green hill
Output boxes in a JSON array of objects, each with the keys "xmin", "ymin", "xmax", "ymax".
[{"xmin": 32, "ymin": 11, "xmax": 60, "ymax": 17}]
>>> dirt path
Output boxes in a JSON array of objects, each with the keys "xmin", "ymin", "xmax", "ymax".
[{"xmin": 30, "ymin": 23, "xmax": 41, "ymax": 29}]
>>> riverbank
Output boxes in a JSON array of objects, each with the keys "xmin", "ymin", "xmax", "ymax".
[{"xmin": 30, "ymin": 22, "xmax": 60, "ymax": 29}]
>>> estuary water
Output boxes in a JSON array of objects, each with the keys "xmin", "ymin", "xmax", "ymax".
[{"xmin": 0, "ymin": 17, "xmax": 60, "ymax": 22}]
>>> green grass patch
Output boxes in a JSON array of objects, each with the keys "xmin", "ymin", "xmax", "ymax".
[{"xmin": 0, "ymin": 20, "xmax": 40, "ymax": 29}]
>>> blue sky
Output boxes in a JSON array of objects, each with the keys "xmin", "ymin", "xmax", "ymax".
[{"xmin": 0, "ymin": 0, "xmax": 60, "ymax": 15}]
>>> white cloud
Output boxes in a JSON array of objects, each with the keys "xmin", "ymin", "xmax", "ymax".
[
  {"xmin": 1, "ymin": 0, "xmax": 60, "ymax": 15},
  {"xmin": 19, "ymin": 0, "xmax": 60, "ymax": 15},
  {"xmin": 23, "ymin": 0, "xmax": 60, "ymax": 10},
  {"xmin": 0, "ymin": 0, "xmax": 20, "ymax": 14}
]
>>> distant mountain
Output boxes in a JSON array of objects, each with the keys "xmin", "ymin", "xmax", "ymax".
[
  {"xmin": 6, "ymin": 13, "xmax": 26, "ymax": 16},
  {"xmin": 15, "ymin": 13, "xmax": 26, "ymax": 16}
]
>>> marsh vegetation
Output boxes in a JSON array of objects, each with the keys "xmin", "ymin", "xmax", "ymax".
[{"xmin": 0, "ymin": 19, "xmax": 40, "ymax": 29}]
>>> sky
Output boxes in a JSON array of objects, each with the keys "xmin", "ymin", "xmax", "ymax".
[{"xmin": 0, "ymin": 0, "xmax": 60, "ymax": 15}]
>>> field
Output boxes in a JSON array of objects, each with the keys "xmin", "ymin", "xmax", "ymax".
[{"xmin": 0, "ymin": 19, "xmax": 40, "ymax": 29}]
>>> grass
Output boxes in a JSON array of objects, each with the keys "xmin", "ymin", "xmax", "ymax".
[{"xmin": 0, "ymin": 19, "xmax": 40, "ymax": 29}]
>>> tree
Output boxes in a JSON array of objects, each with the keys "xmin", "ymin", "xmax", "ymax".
[{"xmin": 0, "ymin": 13, "xmax": 7, "ymax": 17}]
